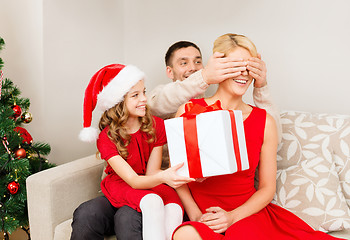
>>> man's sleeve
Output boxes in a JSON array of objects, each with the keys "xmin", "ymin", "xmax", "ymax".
[
  {"xmin": 253, "ymin": 85, "xmax": 283, "ymax": 143},
  {"xmin": 147, "ymin": 70, "xmax": 208, "ymax": 119}
]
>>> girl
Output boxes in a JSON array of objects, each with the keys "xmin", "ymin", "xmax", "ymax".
[
  {"xmin": 79, "ymin": 64, "xmax": 194, "ymax": 240},
  {"xmin": 172, "ymin": 34, "xmax": 345, "ymax": 240}
]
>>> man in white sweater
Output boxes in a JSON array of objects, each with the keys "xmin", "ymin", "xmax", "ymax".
[{"xmin": 71, "ymin": 41, "xmax": 281, "ymax": 240}]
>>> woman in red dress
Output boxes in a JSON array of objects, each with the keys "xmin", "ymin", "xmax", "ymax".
[{"xmin": 172, "ymin": 33, "xmax": 345, "ymax": 240}]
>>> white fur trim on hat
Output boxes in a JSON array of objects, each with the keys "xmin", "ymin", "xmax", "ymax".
[
  {"xmin": 96, "ymin": 65, "xmax": 145, "ymax": 111},
  {"xmin": 79, "ymin": 127, "xmax": 99, "ymax": 143}
]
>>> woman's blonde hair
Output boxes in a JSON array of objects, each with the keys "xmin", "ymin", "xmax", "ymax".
[
  {"xmin": 98, "ymin": 100, "xmax": 155, "ymax": 159},
  {"xmin": 213, "ymin": 33, "xmax": 258, "ymax": 57}
]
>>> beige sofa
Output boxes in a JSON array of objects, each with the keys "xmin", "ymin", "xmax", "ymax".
[{"xmin": 26, "ymin": 111, "xmax": 350, "ymax": 240}]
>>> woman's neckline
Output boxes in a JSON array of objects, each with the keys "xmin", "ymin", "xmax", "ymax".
[{"xmin": 201, "ymin": 98, "xmax": 254, "ymax": 122}]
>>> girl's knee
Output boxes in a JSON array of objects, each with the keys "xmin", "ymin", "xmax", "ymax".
[
  {"xmin": 172, "ymin": 225, "xmax": 202, "ymax": 240},
  {"xmin": 140, "ymin": 193, "xmax": 164, "ymax": 212},
  {"xmin": 165, "ymin": 203, "xmax": 182, "ymax": 213}
]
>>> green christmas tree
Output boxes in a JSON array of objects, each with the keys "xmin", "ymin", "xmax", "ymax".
[{"xmin": 0, "ymin": 37, "xmax": 55, "ymax": 239}]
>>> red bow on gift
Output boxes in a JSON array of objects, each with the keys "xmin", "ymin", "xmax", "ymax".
[{"xmin": 181, "ymin": 100, "xmax": 222, "ymax": 117}]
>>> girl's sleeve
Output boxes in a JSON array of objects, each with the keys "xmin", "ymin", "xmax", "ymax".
[
  {"xmin": 153, "ymin": 116, "xmax": 167, "ymax": 147},
  {"xmin": 97, "ymin": 128, "xmax": 119, "ymax": 161}
]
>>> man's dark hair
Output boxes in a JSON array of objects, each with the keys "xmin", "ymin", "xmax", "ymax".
[{"xmin": 165, "ymin": 41, "xmax": 201, "ymax": 66}]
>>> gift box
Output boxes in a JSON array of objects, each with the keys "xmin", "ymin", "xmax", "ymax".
[{"xmin": 164, "ymin": 103, "xmax": 249, "ymax": 178}]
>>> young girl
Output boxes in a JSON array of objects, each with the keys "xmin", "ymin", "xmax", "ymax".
[
  {"xmin": 79, "ymin": 64, "xmax": 194, "ymax": 240},
  {"xmin": 172, "ymin": 34, "xmax": 345, "ymax": 240}
]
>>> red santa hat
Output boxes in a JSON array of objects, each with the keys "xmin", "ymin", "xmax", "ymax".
[{"xmin": 79, "ymin": 63, "xmax": 145, "ymax": 143}]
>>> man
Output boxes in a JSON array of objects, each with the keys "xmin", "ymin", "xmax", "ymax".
[{"xmin": 71, "ymin": 41, "xmax": 281, "ymax": 240}]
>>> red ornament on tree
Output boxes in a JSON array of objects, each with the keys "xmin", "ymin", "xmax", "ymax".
[
  {"xmin": 14, "ymin": 127, "xmax": 33, "ymax": 144},
  {"xmin": 12, "ymin": 104, "xmax": 22, "ymax": 118},
  {"xmin": 15, "ymin": 148, "xmax": 26, "ymax": 158},
  {"xmin": 7, "ymin": 181, "xmax": 20, "ymax": 195}
]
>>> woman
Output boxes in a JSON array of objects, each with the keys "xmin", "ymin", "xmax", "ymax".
[{"xmin": 172, "ymin": 33, "xmax": 344, "ymax": 240}]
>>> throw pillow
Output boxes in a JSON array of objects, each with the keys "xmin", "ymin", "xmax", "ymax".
[
  {"xmin": 329, "ymin": 114, "xmax": 350, "ymax": 207},
  {"xmin": 273, "ymin": 111, "xmax": 350, "ymax": 232}
]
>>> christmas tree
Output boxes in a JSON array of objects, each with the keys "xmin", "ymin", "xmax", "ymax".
[{"xmin": 0, "ymin": 37, "xmax": 55, "ymax": 239}]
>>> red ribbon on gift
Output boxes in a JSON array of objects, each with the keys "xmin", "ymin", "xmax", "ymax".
[
  {"xmin": 181, "ymin": 101, "xmax": 223, "ymax": 178},
  {"xmin": 228, "ymin": 111, "xmax": 242, "ymax": 172},
  {"xmin": 180, "ymin": 100, "xmax": 243, "ymax": 178}
]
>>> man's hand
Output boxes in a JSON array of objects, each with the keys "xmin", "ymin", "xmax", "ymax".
[
  {"xmin": 202, "ymin": 52, "xmax": 247, "ymax": 85},
  {"xmin": 199, "ymin": 207, "xmax": 234, "ymax": 233},
  {"xmin": 247, "ymin": 53, "xmax": 267, "ymax": 88}
]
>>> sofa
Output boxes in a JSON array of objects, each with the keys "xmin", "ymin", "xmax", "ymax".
[{"xmin": 26, "ymin": 110, "xmax": 350, "ymax": 240}]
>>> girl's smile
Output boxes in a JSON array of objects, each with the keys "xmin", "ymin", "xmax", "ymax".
[
  {"xmin": 136, "ymin": 104, "xmax": 146, "ymax": 111},
  {"xmin": 125, "ymin": 80, "xmax": 147, "ymax": 118}
]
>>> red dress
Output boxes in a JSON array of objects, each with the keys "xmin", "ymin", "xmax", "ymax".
[
  {"xmin": 98, "ymin": 116, "xmax": 182, "ymax": 212},
  {"xmin": 176, "ymin": 98, "xmax": 344, "ymax": 240}
]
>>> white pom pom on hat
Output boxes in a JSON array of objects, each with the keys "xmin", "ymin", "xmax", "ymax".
[
  {"xmin": 79, "ymin": 127, "xmax": 99, "ymax": 143},
  {"xmin": 79, "ymin": 64, "xmax": 145, "ymax": 143}
]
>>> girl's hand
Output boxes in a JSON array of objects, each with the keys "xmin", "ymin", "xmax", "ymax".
[
  {"xmin": 247, "ymin": 53, "xmax": 267, "ymax": 88},
  {"xmin": 160, "ymin": 163, "xmax": 195, "ymax": 188},
  {"xmin": 199, "ymin": 207, "xmax": 234, "ymax": 233},
  {"xmin": 195, "ymin": 177, "xmax": 208, "ymax": 182}
]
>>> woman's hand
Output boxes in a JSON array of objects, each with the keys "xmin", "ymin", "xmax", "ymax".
[
  {"xmin": 199, "ymin": 207, "xmax": 234, "ymax": 233},
  {"xmin": 159, "ymin": 163, "xmax": 195, "ymax": 188},
  {"xmin": 247, "ymin": 53, "xmax": 267, "ymax": 88}
]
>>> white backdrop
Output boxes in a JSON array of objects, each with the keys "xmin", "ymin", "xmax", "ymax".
[{"xmin": 1, "ymin": 0, "xmax": 350, "ymax": 165}]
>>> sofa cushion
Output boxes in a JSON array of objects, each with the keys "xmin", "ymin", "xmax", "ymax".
[
  {"xmin": 331, "ymin": 115, "xmax": 350, "ymax": 207},
  {"xmin": 54, "ymin": 219, "xmax": 72, "ymax": 240},
  {"xmin": 54, "ymin": 218, "xmax": 116, "ymax": 240},
  {"xmin": 273, "ymin": 111, "xmax": 350, "ymax": 232}
]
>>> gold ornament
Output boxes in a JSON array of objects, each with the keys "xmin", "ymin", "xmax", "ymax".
[{"xmin": 21, "ymin": 112, "xmax": 33, "ymax": 123}]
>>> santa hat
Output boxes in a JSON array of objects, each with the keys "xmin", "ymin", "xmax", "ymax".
[{"xmin": 79, "ymin": 63, "xmax": 145, "ymax": 143}]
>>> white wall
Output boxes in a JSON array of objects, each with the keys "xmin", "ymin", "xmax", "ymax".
[
  {"xmin": 1, "ymin": 0, "xmax": 350, "ymax": 165},
  {"xmin": 0, "ymin": 0, "xmax": 44, "ymax": 139},
  {"xmin": 41, "ymin": 0, "xmax": 124, "ymax": 163},
  {"xmin": 122, "ymin": 0, "xmax": 350, "ymax": 114},
  {"xmin": 1, "ymin": 0, "xmax": 124, "ymax": 164}
]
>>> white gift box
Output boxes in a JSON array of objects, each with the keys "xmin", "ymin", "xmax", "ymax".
[{"xmin": 164, "ymin": 110, "xmax": 249, "ymax": 178}]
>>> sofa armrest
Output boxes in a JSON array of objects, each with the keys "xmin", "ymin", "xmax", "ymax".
[{"xmin": 26, "ymin": 154, "xmax": 105, "ymax": 240}]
